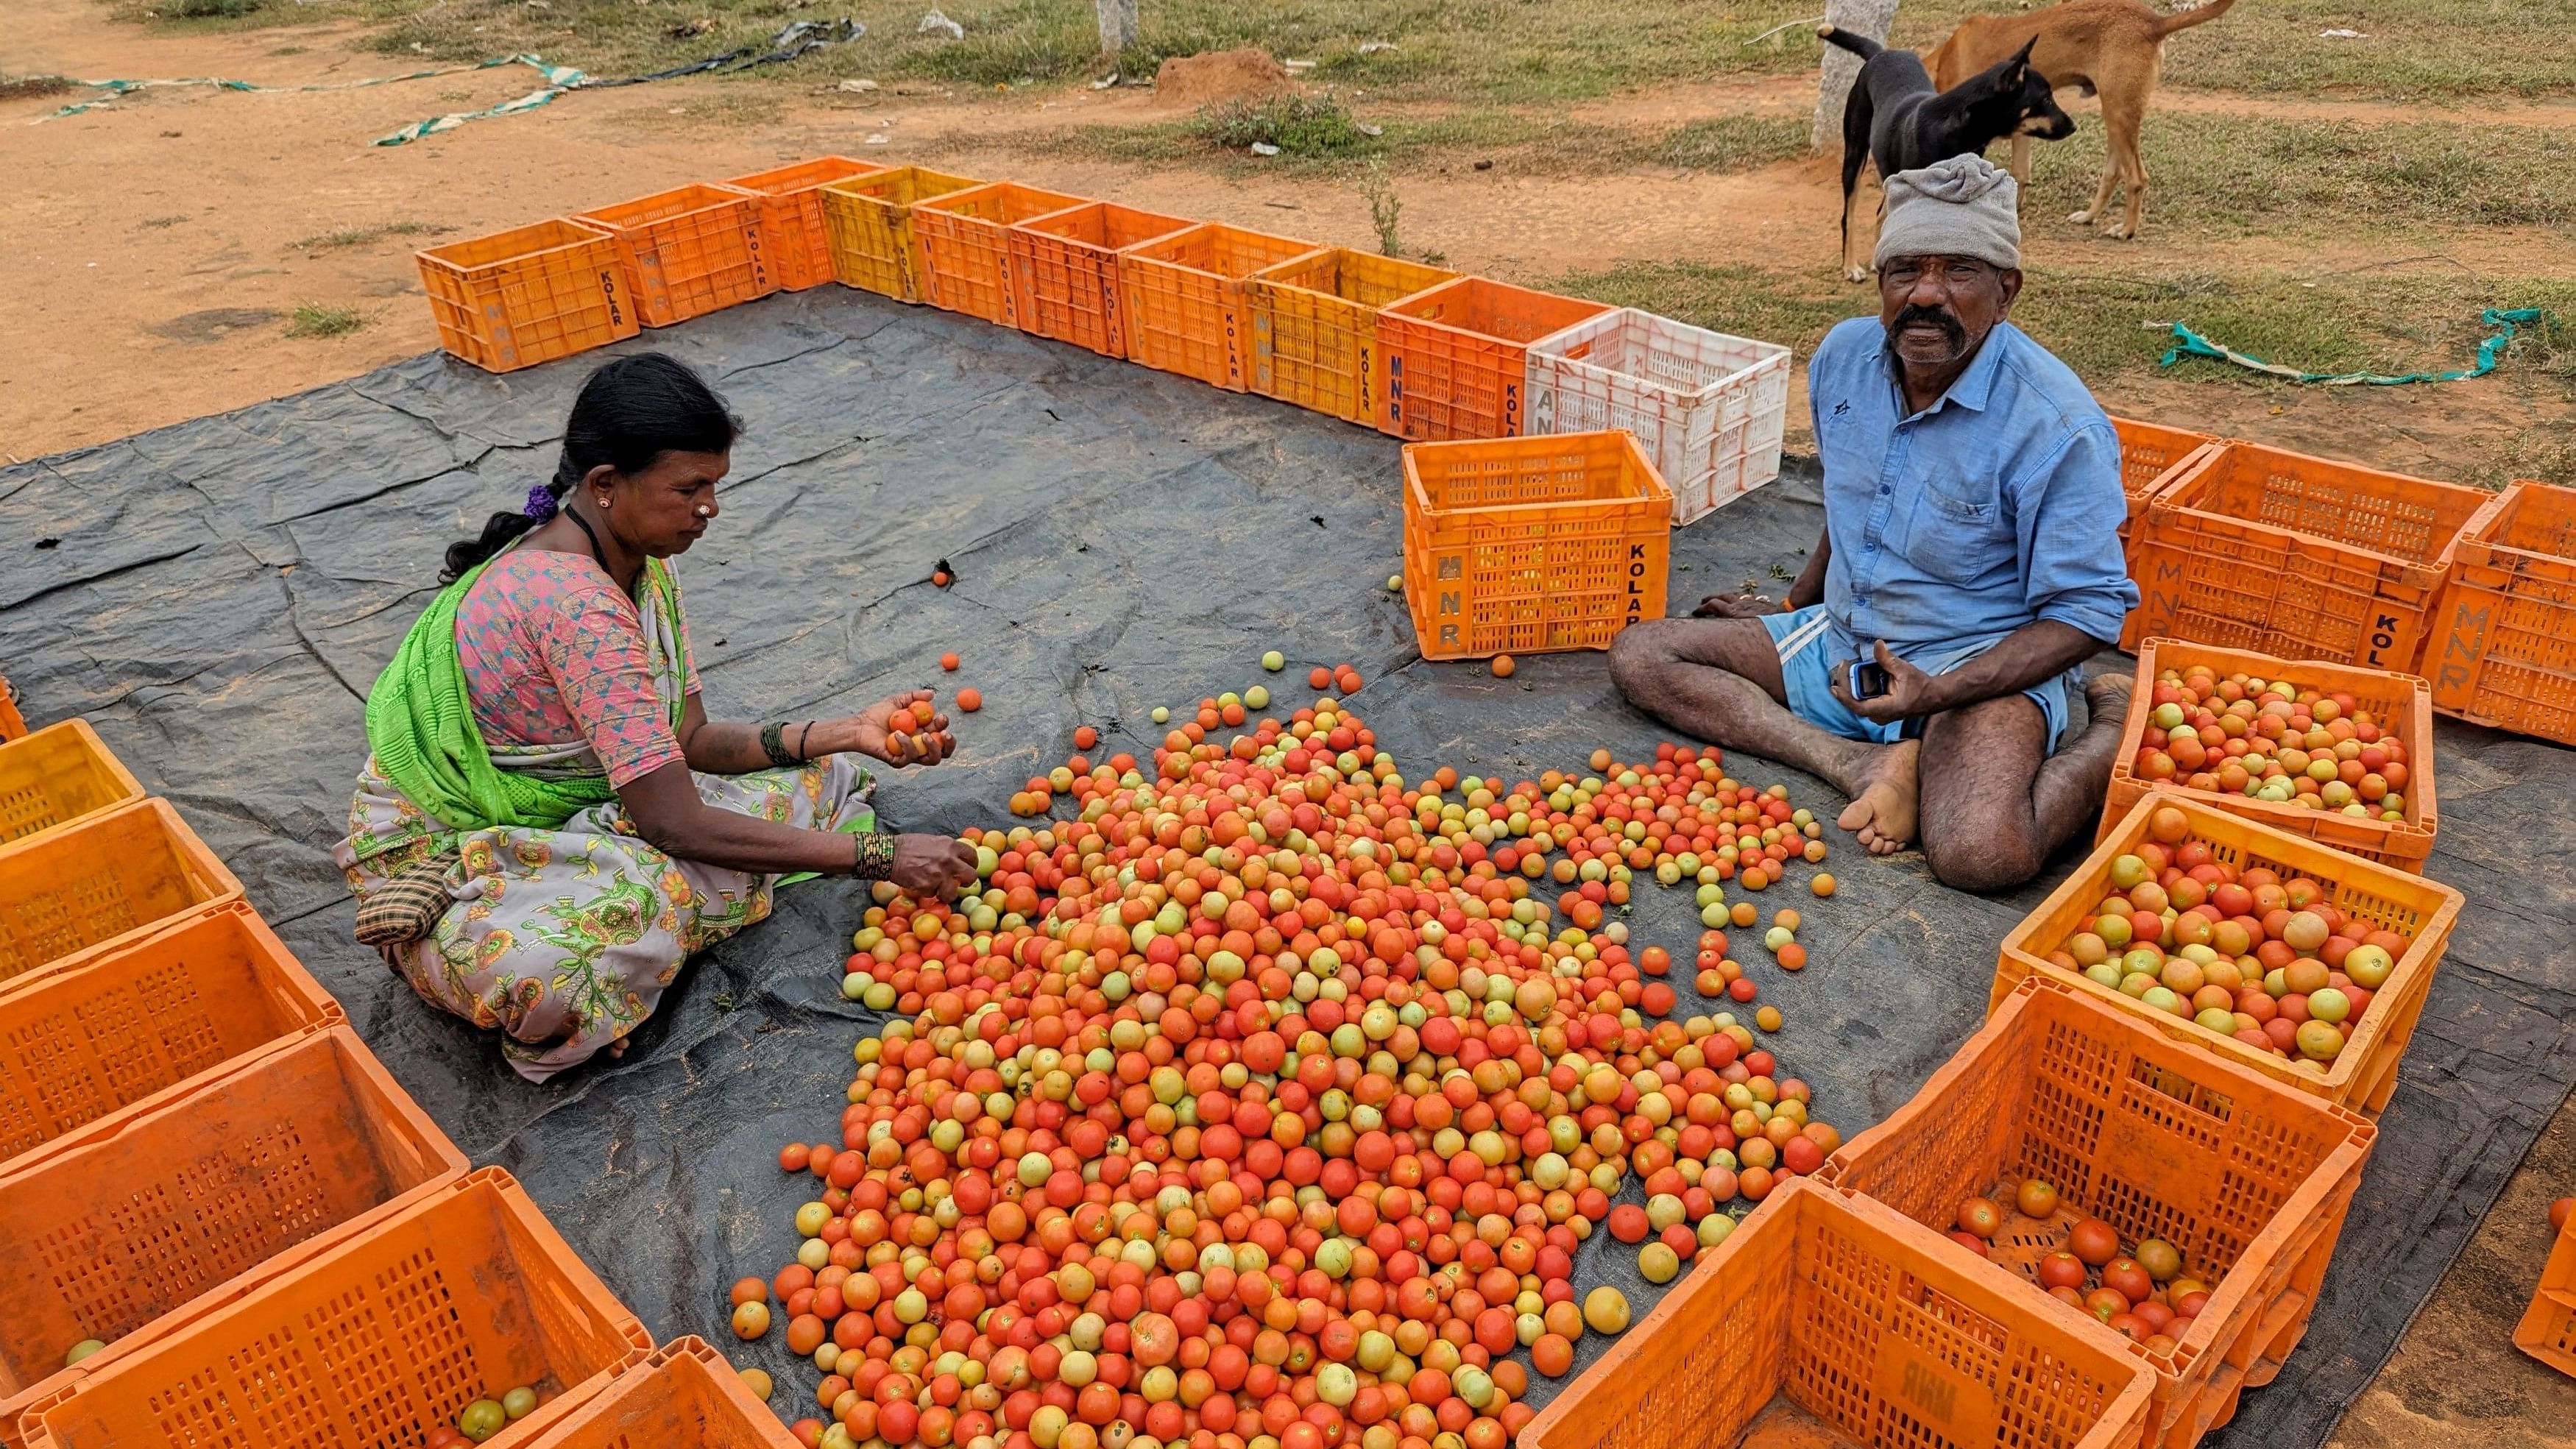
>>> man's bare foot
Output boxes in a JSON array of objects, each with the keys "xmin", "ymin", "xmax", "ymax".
[
  {"xmin": 607, "ymin": 1035, "xmax": 631, "ymax": 1059},
  {"xmin": 2084, "ymin": 670, "xmax": 2134, "ymax": 726},
  {"xmin": 1836, "ymin": 738, "xmax": 1922, "ymax": 854}
]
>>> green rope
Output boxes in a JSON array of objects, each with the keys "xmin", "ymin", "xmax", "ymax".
[{"xmin": 2156, "ymin": 307, "xmax": 2548, "ymax": 387}]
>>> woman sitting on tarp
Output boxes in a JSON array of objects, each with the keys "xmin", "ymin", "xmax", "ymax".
[{"xmin": 335, "ymin": 353, "xmax": 978, "ymax": 1081}]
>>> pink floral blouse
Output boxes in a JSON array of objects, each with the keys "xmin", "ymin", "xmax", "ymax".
[{"xmin": 455, "ymin": 550, "xmax": 701, "ymax": 786}]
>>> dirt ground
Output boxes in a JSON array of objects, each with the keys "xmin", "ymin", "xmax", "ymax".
[
  {"xmin": 4, "ymin": 2, "xmax": 2574, "ymax": 1439},
  {"xmin": 7, "ymin": 0, "xmax": 2574, "ymax": 472}
]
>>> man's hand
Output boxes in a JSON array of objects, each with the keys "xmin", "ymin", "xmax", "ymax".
[
  {"xmin": 1829, "ymin": 640, "xmax": 1947, "ymax": 724},
  {"xmin": 1691, "ymin": 592, "xmax": 1789, "ymax": 620}
]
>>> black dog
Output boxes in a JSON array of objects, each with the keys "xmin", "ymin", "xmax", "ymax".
[{"xmin": 1820, "ymin": 28, "xmax": 2076, "ymax": 281}]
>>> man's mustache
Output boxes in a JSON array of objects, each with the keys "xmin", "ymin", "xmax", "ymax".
[{"xmin": 1892, "ymin": 305, "xmax": 1965, "ymax": 346}]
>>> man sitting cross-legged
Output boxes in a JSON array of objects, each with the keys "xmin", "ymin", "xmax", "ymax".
[{"xmin": 1610, "ymin": 155, "xmax": 2135, "ymax": 893}]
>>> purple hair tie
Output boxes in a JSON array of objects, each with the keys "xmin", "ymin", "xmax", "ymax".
[{"xmin": 523, "ymin": 485, "xmax": 559, "ymax": 521}]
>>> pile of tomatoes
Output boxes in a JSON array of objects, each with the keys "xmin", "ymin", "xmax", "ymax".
[
  {"xmin": 746, "ymin": 696, "xmax": 1845, "ymax": 1449},
  {"xmin": 2039, "ymin": 806, "xmax": 2410, "ymax": 1067},
  {"xmin": 1950, "ymin": 1180, "xmax": 2215, "ymax": 1354},
  {"xmin": 2129, "ymin": 665, "xmax": 2410, "ymax": 822}
]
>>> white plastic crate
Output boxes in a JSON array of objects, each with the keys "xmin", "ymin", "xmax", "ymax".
[{"xmin": 1525, "ymin": 308, "xmax": 1791, "ymax": 526}]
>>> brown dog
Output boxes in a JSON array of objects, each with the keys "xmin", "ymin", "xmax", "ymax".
[{"xmin": 1927, "ymin": 0, "xmax": 2237, "ymax": 240}]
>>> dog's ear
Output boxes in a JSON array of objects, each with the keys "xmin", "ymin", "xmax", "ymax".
[{"xmin": 2003, "ymin": 35, "xmax": 2038, "ymax": 78}]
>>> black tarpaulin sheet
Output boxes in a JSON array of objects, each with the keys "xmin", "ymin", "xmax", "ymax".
[{"xmin": 4, "ymin": 286, "xmax": 2572, "ymax": 1447}]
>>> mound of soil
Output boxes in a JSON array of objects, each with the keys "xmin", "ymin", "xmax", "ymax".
[{"xmin": 1153, "ymin": 49, "xmax": 1289, "ymax": 110}]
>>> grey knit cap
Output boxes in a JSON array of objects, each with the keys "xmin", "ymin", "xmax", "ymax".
[{"xmin": 1875, "ymin": 154, "xmax": 2021, "ymax": 271}]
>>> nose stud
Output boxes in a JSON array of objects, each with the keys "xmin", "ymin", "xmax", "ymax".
[{"xmin": 696, "ymin": 506, "xmax": 713, "ymax": 518}]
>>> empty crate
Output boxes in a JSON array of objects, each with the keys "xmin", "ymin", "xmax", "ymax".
[
  {"xmin": 0, "ymin": 1026, "xmax": 468, "ymax": 1443},
  {"xmin": 1246, "ymin": 247, "xmax": 1457, "ymax": 426},
  {"xmin": 725, "ymin": 157, "xmax": 889, "ymax": 291},
  {"xmin": 417, "ymin": 219, "xmax": 635, "ymax": 373},
  {"xmin": 575, "ymin": 183, "xmax": 776, "ymax": 327},
  {"xmin": 20, "ymin": 1169, "xmax": 651, "ymax": 1449},
  {"xmin": 911, "ymin": 182, "xmax": 1089, "ymax": 326},
  {"xmin": 2425, "ymin": 478, "xmax": 2576, "ymax": 744},
  {"xmin": 0, "ymin": 799, "xmax": 241, "ymax": 986},
  {"xmin": 1379, "ymin": 277, "xmax": 1610, "ymax": 441},
  {"xmin": 1117, "ymin": 223, "xmax": 1318, "ymax": 391},
  {"xmin": 1007, "ymin": 202, "xmax": 1194, "ymax": 357},
  {"xmin": 1526, "ymin": 308, "xmax": 1792, "ymax": 525},
  {"xmin": 0, "ymin": 721, "xmax": 141, "ymax": 846},
  {"xmin": 1402, "ymin": 431, "xmax": 1672, "ymax": 660}
]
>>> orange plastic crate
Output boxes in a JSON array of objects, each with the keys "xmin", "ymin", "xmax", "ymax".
[
  {"xmin": 2103, "ymin": 640, "xmax": 2437, "ymax": 873},
  {"xmin": 1995, "ymin": 790, "xmax": 2463, "ymax": 1115},
  {"xmin": 818, "ymin": 166, "xmax": 986, "ymax": 302},
  {"xmin": 1524, "ymin": 1177, "xmax": 2157, "ymax": 1449},
  {"xmin": 2517, "ymin": 1202, "xmax": 2576, "ymax": 1379},
  {"xmin": 0, "ymin": 720, "xmax": 141, "ymax": 846},
  {"xmin": 0, "ymin": 798, "xmax": 241, "ymax": 988},
  {"xmin": 1816, "ymin": 977, "xmax": 2377, "ymax": 1449},
  {"xmin": 524, "ymin": 1337, "xmax": 796, "ymax": 1448},
  {"xmin": 21, "ymin": 1167, "xmax": 651, "ymax": 1449},
  {"xmin": 576, "ymin": 183, "xmax": 776, "ymax": 327},
  {"xmin": 1379, "ymin": 276, "xmax": 1612, "ymax": 442},
  {"xmin": 1403, "ymin": 431, "xmax": 1672, "ymax": 661},
  {"xmin": 1007, "ymin": 202, "xmax": 1194, "ymax": 358},
  {"xmin": 2112, "ymin": 419, "xmax": 2221, "ymax": 637},
  {"xmin": 2113, "ymin": 418, "xmax": 2221, "ymax": 550},
  {"xmin": 1246, "ymin": 248, "xmax": 1457, "ymax": 425},
  {"xmin": 911, "ymin": 182, "xmax": 1089, "ymax": 327},
  {"xmin": 0, "ymin": 1026, "xmax": 469, "ymax": 1445},
  {"xmin": 417, "ymin": 218, "xmax": 636, "ymax": 373},
  {"xmin": 1117, "ymin": 223, "xmax": 1320, "ymax": 391},
  {"xmin": 2124, "ymin": 441, "xmax": 2505, "ymax": 671},
  {"xmin": 725, "ymin": 157, "xmax": 889, "ymax": 291},
  {"xmin": 0, "ymin": 902, "xmax": 341, "ymax": 1169},
  {"xmin": 2424, "ymin": 479, "xmax": 2576, "ymax": 743}
]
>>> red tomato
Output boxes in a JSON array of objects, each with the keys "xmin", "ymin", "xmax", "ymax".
[{"xmin": 2068, "ymin": 1217, "xmax": 2120, "ymax": 1266}]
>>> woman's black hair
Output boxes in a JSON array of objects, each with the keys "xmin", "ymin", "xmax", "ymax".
[{"xmin": 441, "ymin": 352, "xmax": 742, "ymax": 582}]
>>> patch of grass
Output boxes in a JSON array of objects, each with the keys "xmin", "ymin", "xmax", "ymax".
[
  {"xmin": 1002, "ymin": 107, "xmax": 1803, "ymax": 179},
  {"xmin": 2471, "ymin": 422, "xmax": 2576, "ymax": 489},
  {"xmin": 290, "ymin": 221, "xmax": 447, "ymax": 251},
  {"xmin": 1554, "ymin": 261, "xmax": 2576, "ymax": 392},
  {"xmin": 1363, "ymin": 162, "xmax": 1404, "ymax": 255},
  {"xmin": 0, "ymin": 74, "xmax": 79, "ymax": 100},
  {"xmin": 2025, "ymin": 113, "xmax": 2573, "ymax": 233},
  {"xmin": 151, "ymin": 0, "xmax": 2576, "ymax": 104},
  {"xmin": 626, "ymin": 88, "xmax": 787, "ymax": 132},
  {"xmin": 2109, "ymin": 0, "xmax": 2576, "ymax": 101},
  {"xmin": 171, "ymin": 0, "xmax": 265, "ymax": 16},
  {"xmin": 1194, "ymin": 91, "xmax": 1370, "ymax": 157},
  {"xmin": 285, "ymin": 303, "xmax": 367, "ymax": 339}
]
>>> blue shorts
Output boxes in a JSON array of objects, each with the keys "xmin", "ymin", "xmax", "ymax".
[{"xmin": 1760, "ymin": 606, "xmax": 2074, "ymax": 753}]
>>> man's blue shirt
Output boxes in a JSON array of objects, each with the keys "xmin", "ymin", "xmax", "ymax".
[{"xmin": 1805, "ymin": 315, "xmax": 2138, "ymax": 662}]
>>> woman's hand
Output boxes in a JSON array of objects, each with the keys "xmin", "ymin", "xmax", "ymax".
[
  {"xmin": 887, "ymin": 833, "xmax": 980, "ymax": 896},
  {"xmin": 841, "ymin": 690, "xmax": 958, "ymax": 767}
]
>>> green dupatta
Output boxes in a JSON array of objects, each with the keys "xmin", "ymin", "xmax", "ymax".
[{"xmin": 354, "ymin": 555, "xmax": 688, "ymax": 862}]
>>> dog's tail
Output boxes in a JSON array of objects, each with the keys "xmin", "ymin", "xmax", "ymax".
[
  {"xmin": 1816, "ymin": 25, "xmax": 1885, "ymax": 60},
  {"xmin": 2152, "ymin": 0, "xmax": 2237, "ymax": 40}
]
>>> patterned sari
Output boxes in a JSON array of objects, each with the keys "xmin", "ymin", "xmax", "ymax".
[{"xmin": 334, "ymin": 555, "xmax": 873, "ymax": 1081}]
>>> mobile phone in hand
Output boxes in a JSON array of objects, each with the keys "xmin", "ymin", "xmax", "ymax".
[{"xmin": 1847, "ymin": 660, "xmax": 1890, "ymax": 701}]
